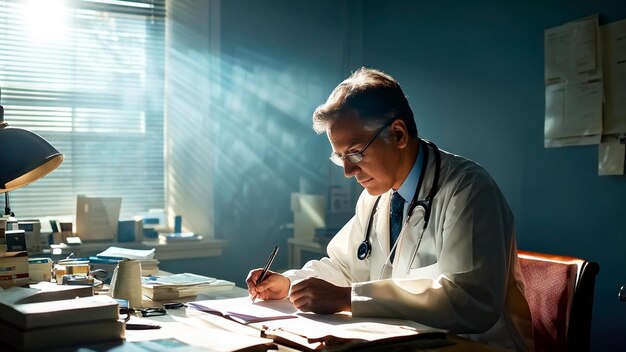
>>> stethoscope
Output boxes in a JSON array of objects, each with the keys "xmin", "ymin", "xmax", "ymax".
[{"xmin": 357, "ymin": 139, "xmax": 441, "ymax": 261}]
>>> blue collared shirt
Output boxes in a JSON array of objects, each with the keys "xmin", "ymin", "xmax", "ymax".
[{"xmin": 394, "ymin": 142, "xmax": 424, "ymax": 220}]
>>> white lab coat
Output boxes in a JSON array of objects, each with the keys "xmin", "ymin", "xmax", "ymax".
[{"xmin": 284, "ymin": 144, "xmax": 534, "ymax": 351}]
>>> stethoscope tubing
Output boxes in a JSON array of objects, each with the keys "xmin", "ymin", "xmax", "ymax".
[{"xmin": 357, "ymin": 139, "xmax": 441, "ymax": 263}]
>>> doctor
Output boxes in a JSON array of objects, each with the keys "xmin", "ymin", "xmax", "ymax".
[{"xmin": 247, "ymin": 68, "xmax": 533, "ymax": 351}]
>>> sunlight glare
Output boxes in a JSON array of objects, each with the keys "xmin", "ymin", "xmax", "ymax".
[{"xmin": 23, "ymin": 0, "xmax": 68, "ymax": 41}]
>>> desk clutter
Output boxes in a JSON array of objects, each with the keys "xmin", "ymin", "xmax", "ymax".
[{"xmin": 0, "ymin": 240, "xmax": 237, "ymax": 351}]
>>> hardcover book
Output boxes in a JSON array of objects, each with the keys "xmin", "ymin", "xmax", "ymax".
[{"xmin": 0, "ymin": 294, "xmax": 119, "ymax": 329}]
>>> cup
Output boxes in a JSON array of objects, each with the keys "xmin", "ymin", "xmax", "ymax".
[{"xmin": 109, "ymin": 259, "xmax": 143, "ymax": 307}]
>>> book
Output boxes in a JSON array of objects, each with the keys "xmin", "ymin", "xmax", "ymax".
[
  {"xmin": 0, "ymin": 294, "xmax": 119, "ymax": 329},
  {"xmin": 20, "ymin": 281, "xmax": 93, "ymax": 303},
  {"xmin": 0, "ymin": 318, "xmax": 124, "ymax": 351},
  {"xmin": 188, "ymin": 297, "xmax": 298, "ymax": 325},
  {"xmin": 264, "ymin": 326, "xmax": 451, "ymax": 351},
  {"xmin": 142, "ymin": 273, "xmax": 235, "ymax": 301},
  {"xmin": 255, "ymin": 313, "xmax": 450, "ymax": 351}
]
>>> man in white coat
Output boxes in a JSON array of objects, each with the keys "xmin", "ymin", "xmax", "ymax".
[{"xmin": 247, "ymin": 68, "xmax": 534, "ymax": 351}]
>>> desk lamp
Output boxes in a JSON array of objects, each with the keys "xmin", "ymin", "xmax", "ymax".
[{"xmin": 0, "ymin": 87, "xmax": 64, "ymax": 218}]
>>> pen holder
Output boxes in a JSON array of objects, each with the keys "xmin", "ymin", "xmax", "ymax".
[{"xmin": 109, "ymin": 259, "xmax": 142, "ymax": 308}]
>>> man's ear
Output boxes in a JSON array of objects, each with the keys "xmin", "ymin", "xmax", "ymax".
[{"xmin": 390, "ymin": 119, "xmax": 409, "ymax": 149}]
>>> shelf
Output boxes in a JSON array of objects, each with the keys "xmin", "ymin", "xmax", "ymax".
[{"xmin": 35, "ymin": 238, "xmax": 227, "ymax": 261}]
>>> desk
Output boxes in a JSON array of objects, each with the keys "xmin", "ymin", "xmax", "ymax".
[
  {"xmin": 22, "ymin": 284, "xmax": 499, "ymax": 352},
  {"xmin": 125, "ymin": 288, "xmax": 499, "ymax": 352}
]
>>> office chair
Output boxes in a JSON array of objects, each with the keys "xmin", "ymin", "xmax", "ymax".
[{"xmin": 517, "ymin": 250, "xmax": 599, "ymax": 352}]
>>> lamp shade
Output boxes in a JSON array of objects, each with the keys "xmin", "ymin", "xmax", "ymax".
[{"xmin": 0, "ymin": 126, "xmax": 64, "ymax": 193}]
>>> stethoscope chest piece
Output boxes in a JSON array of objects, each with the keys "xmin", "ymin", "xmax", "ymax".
[{"xmin": 357, "ymin": 240, "xmax": 371, "ymax": 260}]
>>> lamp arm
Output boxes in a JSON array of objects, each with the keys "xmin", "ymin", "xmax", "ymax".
[
  {"xmin": 1, "ymin": 86, "xmax": 5, "ymax": 126},
  {"xmin": 4, "ymin": 192, "xmax": 15, "ymax": 217}
]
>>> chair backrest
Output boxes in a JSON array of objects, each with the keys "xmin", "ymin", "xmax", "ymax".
[{"xmin": 517, "ymin": 250, "xmax": 599, "ymax": 352}]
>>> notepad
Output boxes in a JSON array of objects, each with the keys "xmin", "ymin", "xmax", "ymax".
[{"xmin": 188, "ymin": 297, "xmax": 298, "ymax": 325}]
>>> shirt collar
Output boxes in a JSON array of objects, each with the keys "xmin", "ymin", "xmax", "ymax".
[{"xmin": 395, "ymin": 142, "xmax": 424, "ymax": 203}]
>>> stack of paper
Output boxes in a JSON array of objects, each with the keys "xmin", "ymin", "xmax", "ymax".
[
  {"xmin": 95, "ymin": 246, "xmax": 160, "ymax": 278},
  {"xmin": 0, "ymin": 291, "xmax": 123, "ymax": 351},
  {"xmin": 159, "ymin": 232, "xmax": 203, "ymax": 242},
  {"xmin": 97, "ymin": 246, "xmax": 155, "ymax": 260},
  {"xmin": 142, "ymin": 273, "xmax": 235, "ymax": 301}
]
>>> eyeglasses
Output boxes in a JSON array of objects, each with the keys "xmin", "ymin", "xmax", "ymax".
[
  {"xmin": 119, "ymin": 304, "xmax": 186, "ymax": 322},
  {"xmin": 329, "ymin": 122, "xmax": 391, "ymax": 167}
]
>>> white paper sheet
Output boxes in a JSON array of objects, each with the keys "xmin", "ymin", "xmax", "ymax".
[
  {"xmin": 544, "ymin": 15, "xmax": 604, "ymax": 148},
  {"xmin": 97, "ymin": 246, "xmax": 155, "ymax": 260},
  {"xmin": 601, "ymin": 19, "xmax": 626, "ymax": 135},
  {"xmin": 544, "ymin": 81, "xmax": 603, "ymax": 146},
  {"xmin": 598, "ymin": 135, "xmax": 625, "ymax": 176},
  {"xmin": 76, "ymin": 195, "xmax": 122, "ymax": 241},
  {"xmin": 545, "ymin": 15, "xmax": 598, "ymax": 85}
]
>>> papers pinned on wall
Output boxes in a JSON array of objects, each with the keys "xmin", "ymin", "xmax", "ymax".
[
  {"xmin": 601, "ymin": 19, "xmax": 626, "ymax": 136},
  {"xmin": 544, "ymin": 15, "xmax": 603, "ymax": 148},
  {"xmin": 544, "ymin": 15, "xmax": 626, "ymax": 175}
]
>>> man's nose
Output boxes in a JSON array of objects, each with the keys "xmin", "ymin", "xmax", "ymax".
[{"xmin": 343, "ymin": 160, "xmax": 359, "ymax": 178}]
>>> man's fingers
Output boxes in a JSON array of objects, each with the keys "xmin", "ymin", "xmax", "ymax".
[{"xmin": 289, "ymin": 293, "xmax": 312, "ymax": 312}]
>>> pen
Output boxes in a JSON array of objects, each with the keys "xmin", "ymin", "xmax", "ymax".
[{"xmin": 252, "ymin": 246, "xmax": 279, "ymax": 303}]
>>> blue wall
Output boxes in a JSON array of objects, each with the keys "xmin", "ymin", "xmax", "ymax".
[
  {"xmin": 361, "ymin": 1, "xmax": 626, "ymax": 350},
  {"xmin": 165, "ymin": 1, "xmax": 626, "ymax": 350}
]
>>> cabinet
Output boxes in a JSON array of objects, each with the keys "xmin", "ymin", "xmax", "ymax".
[{"xmin": 287, "ymin": 237, "xmax": 327, "ymax": 268}]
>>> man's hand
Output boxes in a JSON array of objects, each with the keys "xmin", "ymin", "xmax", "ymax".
[
  {"xmin": 289, "ymin": 277, "xmax": 352, "ymax": 314},
  {"xmin": 246, "ymin": 269, "xmax": 290, "ymax": 301}
]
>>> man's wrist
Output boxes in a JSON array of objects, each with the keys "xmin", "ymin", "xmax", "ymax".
[{"xmin": 343, "ymin": 286, "xmax": 353, "ymax": 311}]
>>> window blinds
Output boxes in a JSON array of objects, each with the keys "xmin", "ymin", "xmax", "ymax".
[{"xmin": 0, "ymin": 0, "xmax": 166, "ymax": 219}]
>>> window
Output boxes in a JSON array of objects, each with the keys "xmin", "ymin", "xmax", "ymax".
[{"xmin": 0, "ymin": 0, "xmax": 166, "ymax": 219}]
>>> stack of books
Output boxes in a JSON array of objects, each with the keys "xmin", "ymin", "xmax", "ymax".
[
  {"xmin": 0, "ymin": 288, "xmax": 124, "ymax": 351},
  {"xmin": 142, "ymin": 273, "xmax": 235, "ymax": 301}
]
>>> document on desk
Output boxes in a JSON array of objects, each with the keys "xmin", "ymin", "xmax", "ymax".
[
  {"xmin": 189, "ymin": 297, "xmax": 449, "ymax": 350},
  {"xmin": 188, "ymin": 297, "xmax": 298, "ymax": 324},
  {"xmin": 254, "ymin": 313, "xmax": 450, "ymax": 351}
]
